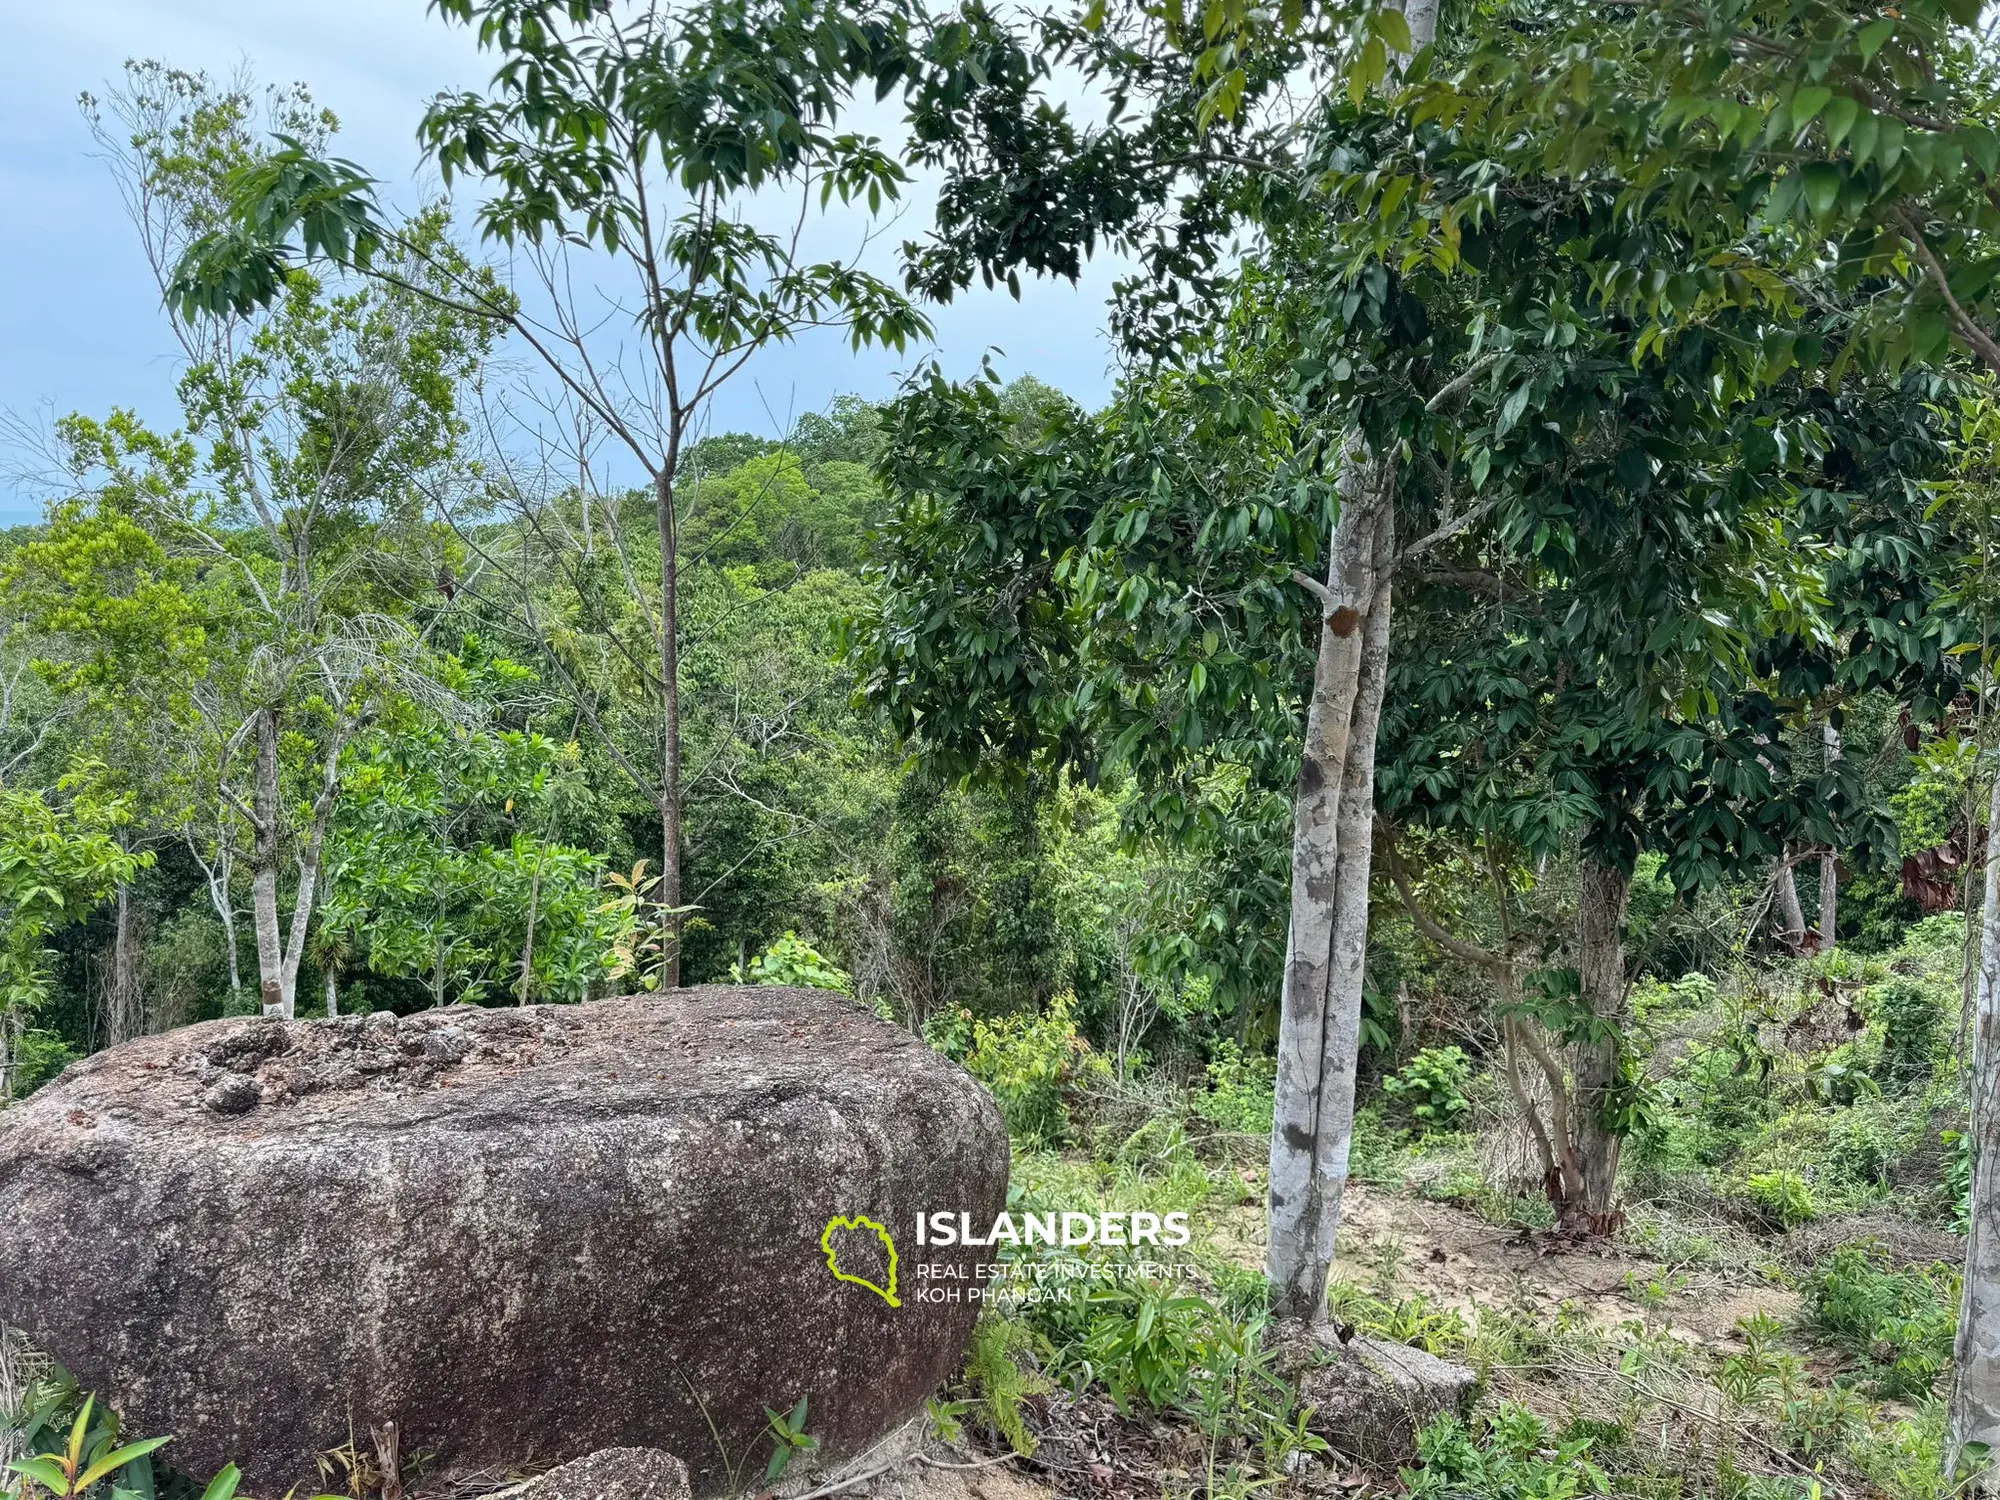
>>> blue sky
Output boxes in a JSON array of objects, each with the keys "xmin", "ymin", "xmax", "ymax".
[{"xmin": 0, "ymin": 3, "xmax": 1124, "ymax": 524}]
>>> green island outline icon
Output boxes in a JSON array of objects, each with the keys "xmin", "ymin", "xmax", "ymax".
[{"xmin": 821, "ymin": 1214, "xmax": 900, "ymax": 1307}]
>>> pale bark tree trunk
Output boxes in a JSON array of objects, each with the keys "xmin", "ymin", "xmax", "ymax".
[
  {"xmin": 0, "ymin": 1009, "xmax": 19, "ymax": 1102},
  {"xmin": 251, "ymin": 707, "xmax": 287, "ymax": 1017},
  {"xmin": 1776, "ymin": 852, "xmax": 1807, "ymax": 942},
  {"xmin": 1267, "ymin": 454, "xmax": 1395, "ymax": 1322},
  {"xmin": 1263, "ymin": 0, "xmax": 1437, "ymax": 1322},
  {"xmin": 1820, "ymin": 723, "xmax": 1841, "ymax": 948},
  {"xmin": 246, "ymin": 704, "xmax": 348, "ymax": 1019},
  {"xmin": 325, "ymin": 969, "xmax": 339, "ymax": 1019},
  {"xmin": 189, "ymin": 828, "xmax": 243, "ymax": 998},
  {"xmin": 517, "ymin": 852, "xmax": 545, "ymax": 1006},
  {"xmin": 1568, "ymin": 856, "xmax": 1632, "ymax": 1230},
  {"xmin": 653, "ymin": 465, "xmax": 684, "ymax": 988},
  {"xmin": 1398, "ymin": 0, "xmax": 1440, "ymax": 49},
  {"xmin": 1949, "ymin": 769, "xmax": 2000, "ymax": 1484}
]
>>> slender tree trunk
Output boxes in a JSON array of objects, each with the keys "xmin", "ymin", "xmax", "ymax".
[
  {"xmin": 251, "ymin": 705, "xmax": 288, "ymax": 1018},
  {"xmin": 1267, "ymin": 454, "xmax": 1394, "ymax": 1322},
  {"xmin": 1949, "ymin": 770, "xmax": 2000, "ymax": 1484},
  {"xmin": 1567, "ymin": 856, "xmax": 1632, "ymax": 1231},
  {"xmin": 325, "ymin": 968, "xmax": 339, "ymax": 1019},
  {"xmin": 105, "ymin": 874, "xmax": 143, "ymax": 1046},
  {"xmin": 1776, "ymin": 851, "xmax": 1807, "ymax": 942},
  {"xmin": 247, "ymin": 705, "xmax": 346, "ymax": 1019},
  {"xmin": 187, "ymin": 822, "xmax": 243, "ymax": 997},
  {"xmin": 216, "ymin": 843, "xmax": 242, "ymax": 997},
  {"xmin": 517, "ymin": 850, "xmax": 544, "ymax": 1006},
  {"xmin": 1820, "ymin": 723, "xmax": 1841, "ymax": 948},
  {"xmin": 653, "ymin": 466, "xmax": 683, "ymax": 987}
]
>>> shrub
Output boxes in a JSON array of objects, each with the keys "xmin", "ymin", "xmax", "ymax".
[
  {"xmin": 1405, "ymin": 1404, "xmax": 1609, "ymax": 1500},
  {"xmin": 732, "ymin": 931, "xmax": 852, "ymax": 993},
  {"xmin": 958, "ymin": 1314, "xmax": 1050, "ymax": 1456},
  {"xmin": 1805, "ymin": 1244, "xmax": 1958, "ymax": 1398},
  {"xmin": 1380, "ymin": 1045, "xmax": 1474, "ymax": 1131},
  {"xmin": 961, "ymin": 995, "xmax": 1109, "ymax": 1145},
  {"xmin": 10, "ymin": 1031, "xmax": 78, "ymax": 1097},
  {"xmin": 1192, "ymin": 1041, "xmax": 1275, "ymax": 1137},
  {"xmin": 1867, "ymin": 978, "xmax": 1944, "ymax": 1095},
  {"xmin": 1743, "ymin": 1169, "xmax": 1818, "ymax": 1230}
]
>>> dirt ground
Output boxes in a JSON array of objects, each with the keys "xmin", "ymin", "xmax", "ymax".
[{"xmin": 864, "ymin": 1178, "xmax": 1960, "ymax": 1500}]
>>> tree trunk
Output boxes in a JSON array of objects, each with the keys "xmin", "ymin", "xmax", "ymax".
[
  {"xmin": 1776, "ymin": 852, "xmax": 1807, "ymax": 943},
  {"xmin": 1820, "ymin": 723, "xmax": 1841, "ymax": 948},
  {"xmin": 104, "ymin": 875, "xmax": 143, "ymax": 1046},
  {"xmin": 247, "ymin": 704, "xmax": 346, "ymax": 1019},
  {"xmin": 189, "ymin": 826, "xmax": 243, "ymax": 998},
  {"xmin": 0, "ymin": 1008, "xmax": 22, "ymax": 1102},
  {"xmin": 1267, "ymin": 453, "xmax": 1394, "ymax": 1322},
  {"xmin": 325, "ymin": 968, "xmax": 339, "ymax": 1018},
  {"xmin": 1949, "ymin": 769, "xmax": 2000, "ymax": 1484},
  {"xmin": 653, "ymin": 466, "xmax": 683, "ymax": 988},
  {"xmin": 1396, "ymin": 0, "xmax": 1440, "ymax": 51},
  {"xmin": 251, "ymin": 705, "xmax": 288, "ymax": 1018},
  {"xmin": 1567, "ymin": 856, "xmax": 1632, "ymax": 1231}
]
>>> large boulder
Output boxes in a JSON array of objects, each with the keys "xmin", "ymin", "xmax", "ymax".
[{"xmin": 0, "ymin": 989, "xmax": 1007, "ymax": 1496}]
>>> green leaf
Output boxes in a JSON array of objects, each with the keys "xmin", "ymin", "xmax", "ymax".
[
  {"xmin": 1823, "ymin": 95, "xmax": 1860, "ymax": 148},
  {"xmin": 1373, "ymin": 5, "xmax": 1414, "ymax": 54},
  {"xmin": 1801, "ymin": 162, "xmax": 1842, "ymax": 216},
  {"xmin": 198, "ymin": 1466, "xmax": 241, "ymax": 1500},
  {"xmin": 1789, "ymin": 86, "xmax": 1831, "ymax": 132},
  {"xmin": 77, "ymin": 1442, "xmax": 172, "ymax": 1497},
  {"xmin": 1857, "ymin": 18, "xmax": 1896, "ymax": 59},
  {"xmin": 11, "ymin": 1460, "xmax": 70, "ymax": 1495}
]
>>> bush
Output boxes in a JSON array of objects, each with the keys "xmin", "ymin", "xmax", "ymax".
[
  {"xmin": 960, "ymin": 995, "xmax": 1109, "ymax": 1145},
  {"xmin": 732, "ymin": 931, "xmax": 853, "ymax": 993},
  {"xmin": 957, "ymin": 1314, "xmax": 1050, "ymax": 1456},
  {"xmin": 1192, "ymin": 1041, "xmax": 1275, "ymax": 1137},
  {"xmin": 1867, "ymin": 978, "xmax": 1944, "ymax": 1095},
  {"xmin": 1743, "ymin": 1169, "xmax": 1817, "ymax": 1230},
  {"xmin": 1805, "ymin": 1244, "xmax": 1958, "ymax": 1398},
  {"xmin": 1381, "ymin": 1045, "xmax": 1474, "ymax": 1131},
  {"xmin": 1405, "ymin": 1404, "xmax": 1609, "ymax": 1500},
  {"xmin": 10, "ymin": 1030, "xmax": 79, "ymax": 1097}
]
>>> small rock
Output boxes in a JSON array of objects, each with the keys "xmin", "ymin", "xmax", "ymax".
[
  {"xmin": 1268, "ymin": 1320, "xmax": 1477, "ymax": 1466},
  {"xmin": 201, "ymin": 1076, "xmax": 262, "ymax": 1115},
  {"xmin": 513, "ymin": 1449, "xmax": 690, "ymax": 1500}
]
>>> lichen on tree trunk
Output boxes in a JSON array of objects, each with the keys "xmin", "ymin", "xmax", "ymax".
[{"xmin": 1267, "ymin": 450, "xmax": 1395, "ymax": 1322}]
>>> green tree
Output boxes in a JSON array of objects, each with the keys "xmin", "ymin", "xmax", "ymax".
[
  {"xmin": 323, "ymin": 698, "xmax": 624, "ymax": 1008},
  {"xmin": 0, "ymin": 770, "xmax": 148, "ymax": 1098},
  {"xmin": 166, "ymin": 0, "xmax": 935, "ymax": 986},
  {"xmin": 38, "ymin": 64, "xmax": 500, "ymax": 1019}
]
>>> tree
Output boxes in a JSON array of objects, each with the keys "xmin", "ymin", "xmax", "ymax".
[
  {"xmin": 166, "ymin": 0, "xmax": 935, "ymax": 985},
  {"xmin": 45, "ymin": 64, "xmax": 502, "ymax": 1018},
  {"xmin": 323, "ymin": 686, "xmax": 625, "ymax": 1007},
  {"xmin": 852, "ymin": 0, "xmax": 1970, "ymax": 1308},
  {"xmin": 0, "ymin": 770, "xmax": 148, "ymax": 1098},
  {"xmin": 1381, "ymin": 0, "xmax": 2000, "ymax": 1464}
]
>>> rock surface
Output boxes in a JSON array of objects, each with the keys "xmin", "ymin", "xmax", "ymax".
[
  {"xmin": 511, "ymin": 1449, "xmax": 691, "ymax": 1500},
  {"xmin": 0, "ymin": 989, "xmax": 1008, "ymax": 1496},
  {"xmin": 1269, "ymin": 1322, "xmax": 1478, "ymax": 1465}
]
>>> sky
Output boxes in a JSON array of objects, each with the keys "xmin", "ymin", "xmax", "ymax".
[{"xmin": 0, "ymin": 3, "xmax": 1127, "ymax": 524}]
